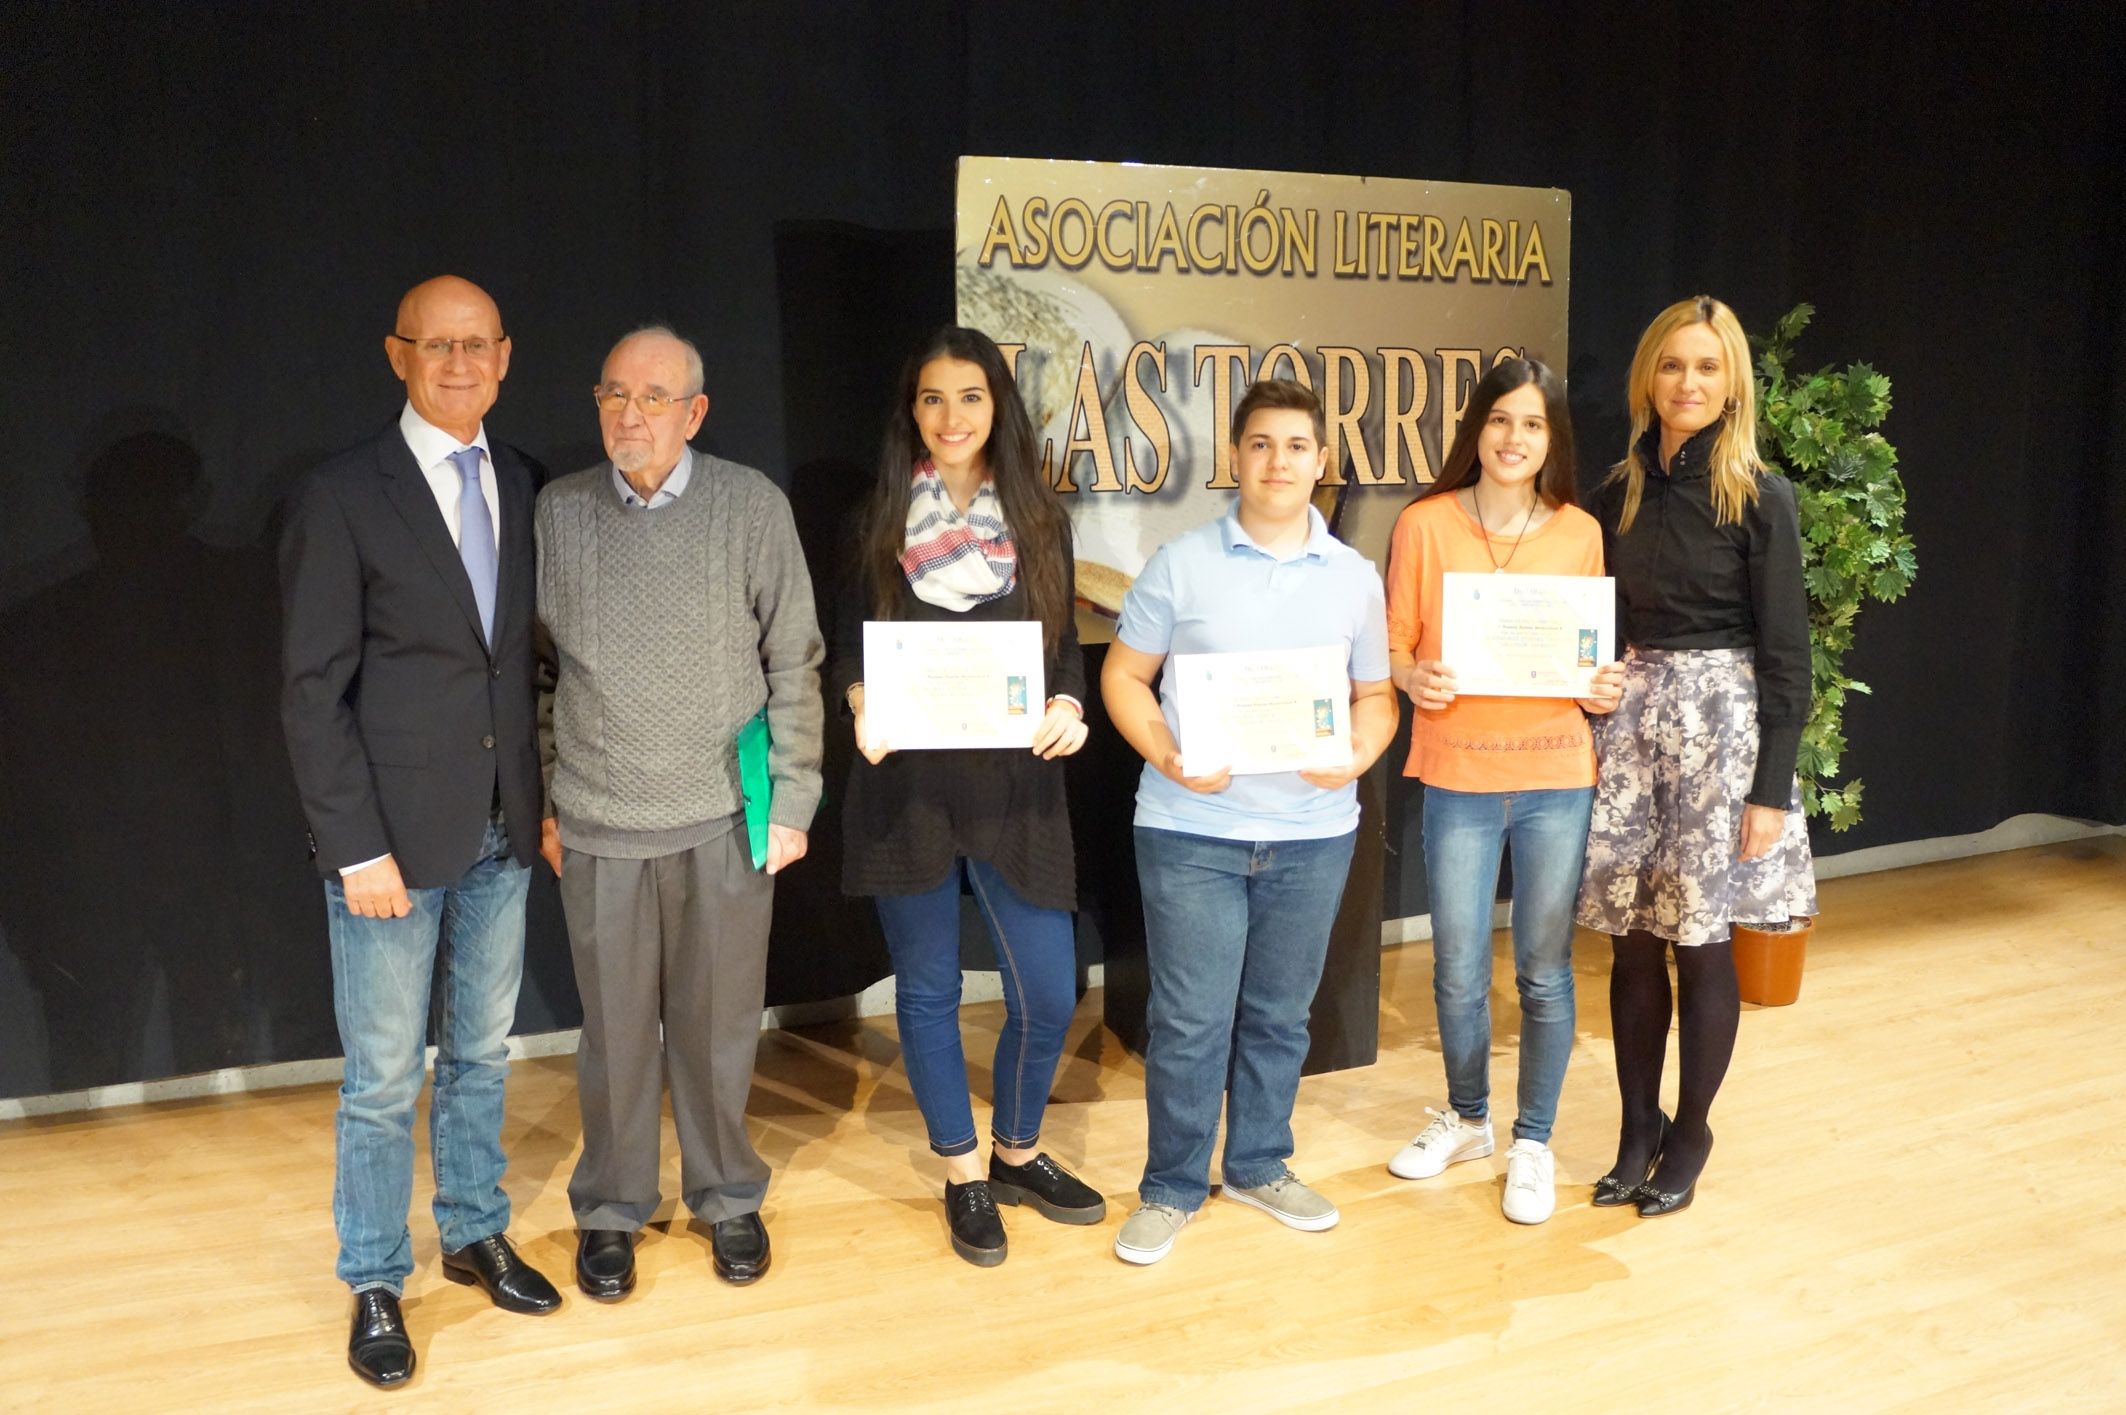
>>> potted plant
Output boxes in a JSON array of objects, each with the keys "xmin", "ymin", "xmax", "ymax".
[{"xmin": 1734, "ymin": 304, "xmax": 1917, "ymax": 1004}]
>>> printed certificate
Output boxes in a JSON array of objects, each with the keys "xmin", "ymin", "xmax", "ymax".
[
  {"xmin": 1439, "ymin": 572, "xmax": 1615, "ymax": 697},
  {"xmin": 1171, "ymin": 645, "xmax": 1353, "ymax": 777},
  {"xmin": 862, "ymin": 621, "xmax": 1045, "ymax": 751}
]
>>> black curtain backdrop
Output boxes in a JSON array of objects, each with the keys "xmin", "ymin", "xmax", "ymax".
[{"xmin": 3, "ymin": 2, "xmax": 2120, "ymax": 1097}]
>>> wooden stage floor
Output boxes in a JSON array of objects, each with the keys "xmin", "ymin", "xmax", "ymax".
[{"xmin": 3, "ymin": 839, "xmax": 2122, "ymax": 1412}]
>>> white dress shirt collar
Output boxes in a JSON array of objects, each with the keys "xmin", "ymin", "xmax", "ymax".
[
  {"xmin": 396, "ymin": 402, "xmax": 499, "ymax": 552},
  {"xmin": 399, "ymin": 402, "xmax": 490, "ymax": 469}
]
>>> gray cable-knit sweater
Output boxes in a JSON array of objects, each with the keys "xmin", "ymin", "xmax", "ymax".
[{"xmin": 535, "ymin": 454, "xmax": 823, "ymax": 859}]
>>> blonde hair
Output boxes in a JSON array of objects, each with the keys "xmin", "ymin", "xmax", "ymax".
[{"xmin": 1609, "ymin": 296, "xmax": 1764, "ymax": 531}]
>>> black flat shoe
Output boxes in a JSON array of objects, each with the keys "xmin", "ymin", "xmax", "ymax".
[
  {"xmin": 945, "ymin": 1179, "xmax": 1007, "ymax": 1267},
  {"xmin": 440, "ymin": 1233, "xmax": 562, "ymax": 1314},
  {"xmin": 347, "ymin": 1289, "xmax": 414, "ymax": 1388},
  {"xmin": 575, "ymin": 1228, "xmax": 636, "ymax": 1302},
  {"xmin": 710, "ymin": 1212, "xmax": 771, "ymax": 1285},
  {"xmin": 989, "ymin": 1152, "xmax": 1107, "ymax": 1225},
  {"xmin": 1591, "ymin": 1113, "xmax": 1671, "ymax": 1208}
]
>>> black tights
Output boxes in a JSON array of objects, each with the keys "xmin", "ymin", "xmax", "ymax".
[{"xmin": 1604, "ymin": 929, "xmax": 1738, "ymax": 1192}]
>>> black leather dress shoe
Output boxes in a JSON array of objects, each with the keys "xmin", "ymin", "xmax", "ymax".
[
  {"xmin": 575, "ymin": 1228, "xmax": 637, "ymax": 1301},
  {"xmin": 944, "ymin": 1178, "xmax": 1008, "ymax": 1267},
  {"xmin": 347, "ymin": 1289, "xmax": 414, "ymax": 1388},
  {"xmin": 989, "ymin": 1152, "xmax": 1107, "ymax": 1225},
  {"xmin": 709, "ymin": 1212, "xmax": 771, "ymax": 1284},
  {"xmin": 1592, "ymin": 1113, "xmax": 1671, "ymax": 1208},
  {"xmin": 440, "ymin": 1233, "xmax": 562, "ymax": 1314}
]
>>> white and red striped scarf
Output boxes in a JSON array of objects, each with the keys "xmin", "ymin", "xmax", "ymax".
[{"xmin": 899, "ymin": 458, "xmax": 1017, "ymax": 610}]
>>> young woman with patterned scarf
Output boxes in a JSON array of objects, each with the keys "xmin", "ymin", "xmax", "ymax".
[{"xmin": 826, "ymin": 325, "xmax": 1103, "ymax": 1266}]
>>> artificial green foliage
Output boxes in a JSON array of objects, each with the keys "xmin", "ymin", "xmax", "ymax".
[{"xmin": 1753, "ymin": 303, "xmax": 1916, "ymax": 830}]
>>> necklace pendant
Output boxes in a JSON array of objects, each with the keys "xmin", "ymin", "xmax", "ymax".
[{"xmin": 1494, "ymin": 565, "xmax": 1505, "ymax": 574}]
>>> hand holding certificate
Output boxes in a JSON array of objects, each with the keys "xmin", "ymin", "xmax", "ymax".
[
  {"xmin": 1439, "ymin": 572, "xmax": 1615, "ymax": 697},
  {"xmin": 1171, "ymin": 644, "xmax": 1353, "ymax": 777},
  {"xmin": 861, "ymin": 621, "xmax": 1045, "ymax": 752}
]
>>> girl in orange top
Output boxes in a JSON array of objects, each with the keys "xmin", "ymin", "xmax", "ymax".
[{"xmin": 1381, "ymin": 357, "xmax": 1623, "ymax": 1225}]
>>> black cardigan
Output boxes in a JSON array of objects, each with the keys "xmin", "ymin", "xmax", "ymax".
[
  {"xmin": 1590, "ymin": 422, "xmax": 1812, "ymax": 808},
  {"xmin": 824, "ymin": 532, "xmax": 1084, "ymax": 911}
]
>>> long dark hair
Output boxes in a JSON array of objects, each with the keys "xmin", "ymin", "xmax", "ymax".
[
  {"xmin": 858, "ymin": 325, "xmax": 1072, "ymax": 651},
  {"xmin": 1418, "ymin": 356, "xmax": 1577, "ymax": 508}
]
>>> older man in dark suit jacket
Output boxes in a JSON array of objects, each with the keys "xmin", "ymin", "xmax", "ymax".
[{"xmin": 280, "ymin": 275, "xmax": 560, "ymax": 1389}]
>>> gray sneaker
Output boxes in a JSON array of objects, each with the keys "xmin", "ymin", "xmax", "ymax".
[
  {"xmin": 1113, "ymin": 1203, "xmax": 1192, "ymax": 1265},
  {"xmin": 1224, "ymin": 1171, "xmax": 1340, "ymax": 1231}
]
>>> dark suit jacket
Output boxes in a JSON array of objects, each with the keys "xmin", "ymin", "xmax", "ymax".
[{"xmin": 279, "ymin": 424, "xmax": 542, "ymax": 888}]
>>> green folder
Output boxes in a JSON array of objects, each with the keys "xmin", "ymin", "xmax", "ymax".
[{"xmin": 737, "ymin": 708, "xmax": 772, "ymax": 870}]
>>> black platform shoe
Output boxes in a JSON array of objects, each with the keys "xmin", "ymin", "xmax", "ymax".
[
  {"xmin": 1592, "ymin": 1113, "xmax": 1670, "ymax": 1208},
  {"xmin": 989, "ymin": 1152, "xmax": 1107, "ymax": 1225},
  {"xmin": 944, "ymin": 1178, "xmax": 1008, "ymax": 1267}
]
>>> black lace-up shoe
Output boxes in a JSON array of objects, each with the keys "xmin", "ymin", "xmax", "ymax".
[
  {"xmin": 439, "ymin": 1233, "xmax": 562, "ymax": 1314},
  {"xmin": 347, "ymin": 1289, "xmax": 414, "ymax": 1387},
  {"xmin": 945, "ymin": 1178, "xmax": 1008, "ymax": 1267},
  {"xmin": 989, "ymin": 1152, "xmax": 1107, "ymax": 1225}
]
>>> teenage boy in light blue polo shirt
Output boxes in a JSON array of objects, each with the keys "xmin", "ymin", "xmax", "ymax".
[{"xmin": 1100, "ymin": 378, "xmax": 1397, "ymax": 1266}]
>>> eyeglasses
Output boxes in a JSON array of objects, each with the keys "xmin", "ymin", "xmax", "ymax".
[
  {"xmin": 593, "ymin": 387, "xmax": 694, "ymax": 416},
  {"xmin": 391, "ymin": 334, "xmax": 506, "ymax": 359}
]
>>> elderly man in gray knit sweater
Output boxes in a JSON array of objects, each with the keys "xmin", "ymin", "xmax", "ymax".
[{"xmin": 535, "ymin": 325, "xmax": 823, "ymax": 1299}]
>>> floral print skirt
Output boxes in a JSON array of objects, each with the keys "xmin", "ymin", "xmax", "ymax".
[{"xmin": 1575, "ymin": 647, "xmax": 1818, "ymax": 947}]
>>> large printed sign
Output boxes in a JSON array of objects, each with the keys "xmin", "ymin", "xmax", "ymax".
[{"xmin": 954, "ymin": 156, "xmax": 1570, "ymax": 614}]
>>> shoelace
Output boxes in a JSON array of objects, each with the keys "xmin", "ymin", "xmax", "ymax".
[
  {"xmin": 955, "ymin": 1184, "xmax": 998, "ymax": 1215},
  {"xmin": 1414, "ymin": 1106, "xmax": 1462, "ymax": 1147},
  {"xmin": 1506, "ymin": 1150, "xmax": 1543, "ymax": 1192}
]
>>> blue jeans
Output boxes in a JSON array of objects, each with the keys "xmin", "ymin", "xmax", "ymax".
[
  {"xmin": 1134, "ymin": 826, "xmax": 1358, "ymax": 1211},
  {"xmin": 326, "ymin": 818, "xmax": 529, "ymax": 1293},
  {"xmin": 872, "ymin": 858, "xmax": 1078, "ymax": 1157},
  {"xmin": 1422, "ymin": 784, "xmax": 1593, "ymax": 1144}
]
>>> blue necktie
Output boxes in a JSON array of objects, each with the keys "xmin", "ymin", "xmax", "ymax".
[{"xmin": 450, "ymin": 447, "xmax": 498, "ymax": 646}]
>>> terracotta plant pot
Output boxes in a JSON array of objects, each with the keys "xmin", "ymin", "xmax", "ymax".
[{"xmin": 1733, "ymin": 917, "xmax": 1814, "ymax": 1007}]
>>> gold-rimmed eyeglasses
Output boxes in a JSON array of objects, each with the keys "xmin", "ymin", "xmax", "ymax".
[{"xmin": 593, "ymin": 387, "xmax": 693, "ymax": 416}]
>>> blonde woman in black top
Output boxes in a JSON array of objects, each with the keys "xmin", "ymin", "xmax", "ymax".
[{"xmin": 1577, "ymin": 296, "xmax": 1818, "ymax": 1216}]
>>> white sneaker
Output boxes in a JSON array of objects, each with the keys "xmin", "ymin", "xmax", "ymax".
[
  {"xmin": 1502, "ymin": 1138, "xmax": 1556, "ymax": 1224},
  {"xmin": 1388, "ymin": 1107, "xmax": 1495, "ymax": 1179},
  {"xmin": 1114, "ymin": 1203, "xmax": 1192, "ymax": 1265}
]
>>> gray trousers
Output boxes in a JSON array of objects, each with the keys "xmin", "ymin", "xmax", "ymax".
[{"xmin": 558, "ymin": 828, "xmax": 773, "ymax": 1230}]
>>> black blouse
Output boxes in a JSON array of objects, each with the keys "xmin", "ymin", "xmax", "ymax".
[
  {"xmin": 824, "ymin": 527, "xmax": 1085, "ymax": 911},
  {"xmin": 1590, "ymin": 422, "xmax": 1812, "ymax": 809}
]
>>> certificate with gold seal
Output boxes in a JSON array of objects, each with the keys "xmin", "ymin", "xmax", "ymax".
[
  {"xmin": 862, "ymin": 621, "xmax": 1045, "ymax": 752},
  {"xmin": 1171, "ymin": 645, "xmax": 1353, "ymax": 777},
  {"xmin": 1439, "ymin": 572, "xmax": 1614, "ymax": 697}
]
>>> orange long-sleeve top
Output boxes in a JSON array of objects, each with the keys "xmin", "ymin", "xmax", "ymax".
[{"xmin": 1385, "ymin": 493, "xmax": 1604, "ymax": 792}]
